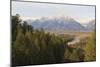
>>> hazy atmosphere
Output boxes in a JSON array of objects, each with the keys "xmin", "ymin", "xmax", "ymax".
[{"xmin": 12, "ymin": 1, "xmax": 95, "ymax": 23}]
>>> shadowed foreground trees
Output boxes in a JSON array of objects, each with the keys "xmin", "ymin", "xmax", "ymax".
[{"xmin": 12, "ymin": 14, "xmax": 66, "ymax": 66}]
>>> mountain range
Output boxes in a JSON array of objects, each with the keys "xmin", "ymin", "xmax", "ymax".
[{"xmin": 24, "ymin": 16, "xmax": 95, "ymax": 32}]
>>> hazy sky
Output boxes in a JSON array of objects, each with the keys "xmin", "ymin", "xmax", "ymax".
[{"xmin": 12, "ymin": 1, "xmax": 95, "ymax": 23}]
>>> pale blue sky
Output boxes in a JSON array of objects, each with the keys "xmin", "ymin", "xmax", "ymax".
[{"xmin": 12, "ymin": 1, "xmax": 95, "ymax": 23}]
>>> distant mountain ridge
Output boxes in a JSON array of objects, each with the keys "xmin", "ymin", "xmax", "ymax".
[
  {"xmin": 82, "ymin": 20, "xmax": 95, "ymax": 31},
  {"xmin": 25, "ymin": 16, "xmax": 95, "ymax": 32}
]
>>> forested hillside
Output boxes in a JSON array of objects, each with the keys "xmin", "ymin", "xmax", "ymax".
[{"xmin": 12, "ymin": 14, "xmax": 96, "ymax": 66}]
